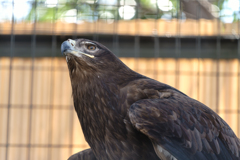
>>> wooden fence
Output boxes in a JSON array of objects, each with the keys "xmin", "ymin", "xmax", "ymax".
[
  {"xmin": 0, "ymin": 19, "xmax": 239, "ymax": 36},
  {"xmin": 0, "ymin": 57, "xmax": 239, "ymax": 160}
]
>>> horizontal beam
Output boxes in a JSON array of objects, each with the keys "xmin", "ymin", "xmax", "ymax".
[{"xmin": 0, "ymin": 34, "xmax": 238, "ymax": 59}]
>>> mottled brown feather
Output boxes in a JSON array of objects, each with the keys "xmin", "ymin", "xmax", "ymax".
[{"xmin": 129, "ymin": 93, "xmax": 240, "ymax": 159}]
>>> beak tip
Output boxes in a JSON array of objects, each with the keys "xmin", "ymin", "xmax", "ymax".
[
  {"xmin": 61, "ymin": 40, "xmax": 72, "ymax": 55},
  {"xmin": 61, "ymin": 39, "xmax": 77, "ymax": 55}
]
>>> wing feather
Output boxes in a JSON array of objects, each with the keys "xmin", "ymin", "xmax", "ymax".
[{"xmin": 128, "ymin": 95, "xmax": 240, "ymax": 160}]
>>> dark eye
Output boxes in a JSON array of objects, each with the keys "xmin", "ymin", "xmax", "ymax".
[{"xmin": 87, "ymin": 45, "xmax": 96, "ymax": 51}]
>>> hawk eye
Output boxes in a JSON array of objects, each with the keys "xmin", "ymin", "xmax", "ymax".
[{"xmin": 87, "ymin": 45, "xmax": 96, "ymax": 51}]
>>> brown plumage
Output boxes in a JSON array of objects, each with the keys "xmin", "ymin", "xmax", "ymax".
[{"xmin": 61, "ymin": 38, "xmax": 240, "ymax": 160}]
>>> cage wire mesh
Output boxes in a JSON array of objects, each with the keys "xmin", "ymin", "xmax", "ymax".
[{"xmin": 0, "ymin": 0, "xmax": 240, "ymax": 160}]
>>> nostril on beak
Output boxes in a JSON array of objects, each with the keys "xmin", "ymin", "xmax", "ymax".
[{"xmin": 68, "ymin": 39, "xmax": 76, "ymax": 47}]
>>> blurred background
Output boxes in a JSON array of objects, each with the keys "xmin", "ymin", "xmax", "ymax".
[{"xmin": 0, "ymin": 0, "xmax": 240, "ymax": 159}]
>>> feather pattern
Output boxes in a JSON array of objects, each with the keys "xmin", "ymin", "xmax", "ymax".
[{"xmin": 129, "ymin": 91, "xmax": 240, "ymax": 160}]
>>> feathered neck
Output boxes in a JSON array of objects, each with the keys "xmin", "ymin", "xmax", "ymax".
[
  {"xmin": 69, "ymin": 63, "xmax": 124, "ymax": 153},
  {"xmin": 66, "ymin": 56, "xmax": 143, "ymax": 158}
]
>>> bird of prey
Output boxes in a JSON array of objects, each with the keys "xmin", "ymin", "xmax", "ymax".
[{"xmin": 61, "ymin": 38, "xmax": 240, "ymax": 160}]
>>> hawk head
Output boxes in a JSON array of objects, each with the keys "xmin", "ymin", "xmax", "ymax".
[{"xmin": 61, "ymin": 38, "xmax": 138, "ymax": 84}]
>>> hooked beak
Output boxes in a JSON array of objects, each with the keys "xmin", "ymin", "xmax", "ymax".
[{"xmin": 61, "ymin": 39, "xmax": 94, "ymax": 58}]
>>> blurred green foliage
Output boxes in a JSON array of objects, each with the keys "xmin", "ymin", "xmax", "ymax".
[{"xmin": 26, "ymin": 0, "xmax": 229, "ymax": 22}]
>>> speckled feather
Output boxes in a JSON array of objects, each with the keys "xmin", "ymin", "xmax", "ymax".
[{"xmin": 64, "ymin": 39, "xmax": 240, "ymax": 160}]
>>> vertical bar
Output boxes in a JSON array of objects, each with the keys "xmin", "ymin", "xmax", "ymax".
[
  {"xmin": 47, "ymin": 4, "xmax": 58, "ymax": 160},
  {"xmin": 154, "ymin": 0, "xmax": 159, "ymax": 80},
  {"xmin": 113, "ymin": 0, "xmax": 120, "ymax": 57},
  {"xmin": 93, "ymin": 0, "xmax": 98, "ymax": 41},
  {"xmin": 196, "ymin": 0, "xmax": 201, "ymax": 101},
  {"xmin": 73, "ymin": 1, "xmax": 78, "ymax": 40},
  {"xmin": 27, "ymin": 0, "xmax": 37, "ymax": 159},
  {"xmin": 134, "ymin": 0, "xmax": 140, "ymax": 70},
  {"xmin": 175, "ymin": 0, "xmax": 181, "ymax": 89},
  {"xmin": 216, "ymin": 0, "xmax": 221, "ymax": 114},
  {"xmin": 237, "ymin": 0, "xmax": 240, "ymax": 138},
  {"xmin": 5, "ymin": 1, "xmax": 15, "ymax": 160}
]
